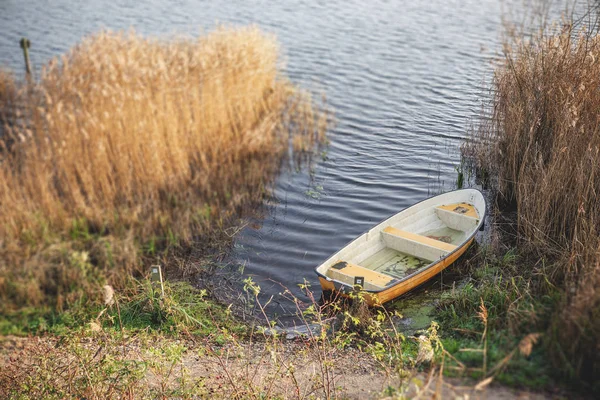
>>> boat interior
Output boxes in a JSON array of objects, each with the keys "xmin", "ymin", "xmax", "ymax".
[{"xmin": 324, "ymin": 202, "xmax": 480, "ymax": 291}]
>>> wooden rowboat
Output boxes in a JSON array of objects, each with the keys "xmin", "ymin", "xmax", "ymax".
[{"xmin": 315, "ymin": 189, "xmax": 486, "ymax": 305}]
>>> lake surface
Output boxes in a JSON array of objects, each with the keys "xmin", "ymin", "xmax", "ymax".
[{"xmin": 1, "ymin": 0, "xmax": 531, "ymax": 321}]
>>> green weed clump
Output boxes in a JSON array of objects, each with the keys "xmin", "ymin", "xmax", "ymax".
[
  {"xmin": 436, "ymin": 249, "xmax": 555, "ymax": 389},
  {"xmin": 0, "ymin": 27, "xmax": 326, "ymax": 318},
  {"xmin": 463, "ymin": 19, "xmax": 600, "ymax": 389}
]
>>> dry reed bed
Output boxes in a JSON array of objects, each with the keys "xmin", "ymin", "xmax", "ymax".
[
  {"xmin": 0, "ymin": 27, "xmax": 326, "ymax": 311},
  {"xmin": 473, "ymin": 25, "xmax": 600, "ymax": 383}
]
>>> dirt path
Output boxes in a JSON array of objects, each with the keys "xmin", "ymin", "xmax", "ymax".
[{"xmin": 0, "ymin": 335, "xmax": 569, "ymax": 399}]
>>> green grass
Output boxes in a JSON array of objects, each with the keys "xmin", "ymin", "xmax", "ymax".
[
  {"xmin": 434, "ymin": 247, "xmax": 562, "ymax": 390},
  {"xmin": 0, "ymin": 279, "xmax": 245, "ymax": 339},
  {"xmin": 112, "ymin": 281, "xmax": 246, "ymax": 336},
  {"xmin": 440, "ymin": 334, "xmax": 552, "ymax": 389}
]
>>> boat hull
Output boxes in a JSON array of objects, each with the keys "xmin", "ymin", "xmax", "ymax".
[{"xmin": 314, "ymin": 189, "xmax": 485, "ymax": 305}]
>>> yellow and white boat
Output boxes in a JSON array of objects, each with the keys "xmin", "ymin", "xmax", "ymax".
[{"xmin": 315, "ymin": 189, "xmax": 486, "ymax": 305}]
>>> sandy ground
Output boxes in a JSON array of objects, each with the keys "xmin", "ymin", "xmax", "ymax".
[{"xmin": 0, "ymin": 335, "xmax": 575, "ymax": 399}]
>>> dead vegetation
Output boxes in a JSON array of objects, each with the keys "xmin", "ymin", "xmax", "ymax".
[
  {"xmin": 0, "ymin": 27, "xmax": 326, "ymax": 314},
  {"xmin": 467, "ymin": 16, "xmax": 600, "ymax": 387}
]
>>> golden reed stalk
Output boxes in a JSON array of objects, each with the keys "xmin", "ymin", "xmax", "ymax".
[
  {"xmin": 0, "ymin": 27, "xmax": 326, "ymax": 309},
  {"xmin": 471, "ymin": 24, "xmax": 600, "ymax": 381}
]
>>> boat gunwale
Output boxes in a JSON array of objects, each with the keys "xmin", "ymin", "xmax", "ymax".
[{"xmin": 314, "ymin": 188, "xmax": 487, "ymax": 294}]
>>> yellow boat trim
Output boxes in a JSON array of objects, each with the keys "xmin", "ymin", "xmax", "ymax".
[
  {"xmin": 436, "ymin": 202, "xmax": 478, "ymax": 218},
  {"xmin": 383, "ymin": 226, "xmax": 457, "ymax": 252}
]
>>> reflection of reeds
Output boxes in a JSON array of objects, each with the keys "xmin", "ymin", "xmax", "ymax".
[
  {"xmin": 0, "ymin": 27, "xmax": 326, "ymax": 310},
  {"xmin": 471, "ymin": 23, "xmax": 600, "ymax": 383}
]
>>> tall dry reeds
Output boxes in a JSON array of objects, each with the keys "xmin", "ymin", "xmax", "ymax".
[
  {"xmin": 472, "ymin": 23, "xmax": 600, "ymax": 385},
  {"xmin": 0, "ymin": 70, "xmax": 18, "ymax": 149},
  {"xmin": 0, "ymin": 27, "xmax": 326, "ymax": 311}
]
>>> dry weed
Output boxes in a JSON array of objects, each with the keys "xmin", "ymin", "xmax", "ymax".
[
  {"xmin": 0, "ymin": 27, "xmax": 326, "ymax": 312},
  {"xmin": 471, "ymin": 20, "xmax": 600, "ymax": 384}
]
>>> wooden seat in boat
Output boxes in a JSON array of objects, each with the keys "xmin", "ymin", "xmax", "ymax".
[
  {"xmin": 435, "ymin": 202, "xmax": 480, "ymax": 231},
  {"xmin": 382, "ymin": 226, "xmax": 457, "ymax": 261},
  {"xmin": 325, "ymin": 261, "xmax": 395, "ymax": 290},
  {"xmin": 436, "ymin": 202, "xmax": 478, "ymax": 218},
  {"xmin": 383, "ymin": 227, "xmax": 457, "ymax": 251}
]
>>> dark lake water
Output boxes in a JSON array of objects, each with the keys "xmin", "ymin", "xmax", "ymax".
[{"xmin": 1, "ymin": 0, "xmax": 548, "ymax": 322}]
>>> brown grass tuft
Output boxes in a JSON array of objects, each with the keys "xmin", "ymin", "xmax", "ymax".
[
  {"xmin": 472, "ymin": 22, "xmax": 600, "ymax": 385},
  {"xmin": 0, "ymin": 27, "xmax": 326, "ymax": 313}
]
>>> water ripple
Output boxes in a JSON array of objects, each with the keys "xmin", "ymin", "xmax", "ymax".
[{"xmin": 0, "ymin": 0, "xmax": 527, "ymax": 321}]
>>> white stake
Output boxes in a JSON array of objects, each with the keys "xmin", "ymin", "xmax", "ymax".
[{"xmin": 150, "ymin": 265, "xmax": 165, "ymax": 297}]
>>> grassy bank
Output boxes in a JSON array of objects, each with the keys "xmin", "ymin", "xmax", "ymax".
[
  {"xmin": 0, "ymin": 276, "xmax": 443, "ymax": 399},
  {"xmin": 438, "ymin": 16, "xmax": 600, "ymax": 392},
  {"xmin": 0, "ymin": 27, "xmax": 325, "ymax": 329}
]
